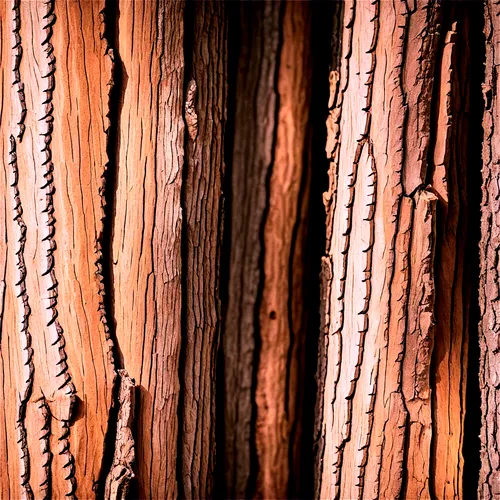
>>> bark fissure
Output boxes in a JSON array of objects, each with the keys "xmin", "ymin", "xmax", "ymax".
[
  {"xmin": 97, "ymin": 0, "xmax": 135, "ymax": 495},
  {"xmin": 39, "ymin": 4, "xmax": 78, "ymax": 496},
  {"xmin": 9, "ymin": 135, "xmax": 34, "ymax": 499},
  {"xmin": 251, "ymin": 2, "xmax": 284, "ymax": 496}
]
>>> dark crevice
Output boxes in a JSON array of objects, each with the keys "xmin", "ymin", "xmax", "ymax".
[
  {"xmin": 177, "ymin": 0, "xmax": 195, "ymax": 497},
  {"xmin": 285, "ymin": 98, "xmax": 309, "ymax": 498},
  {"xmin": 214, "ymin": 0, "xmax": 240, "ymax": 497},
  {"xmin": 97, "ymin": 0, "xmax": 128, "ymax": 496},
  {"xmin": 462, "ymin": 0, "xmax": 484, "ymax": 496},
  {"xmin": 426, "ymin": 5, "xmax": 449, "ymax": 497},
  {"xmin": 295, "ymin": 1, "xmax": 334, "ymax": 498}
]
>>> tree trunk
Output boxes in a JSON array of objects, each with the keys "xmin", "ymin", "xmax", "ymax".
[
  {"xmin": 222, "ymin": 1, "xmax": 312, "ymax": 498},
  {"xmin": 315, "ymin": 2, "xmax": 473, "ymax": 498},
  {"xmin": 479, "ymin": 0, "xmax": 500, "ymax": 497},
  {"xmin": 0, "ymin": 1, "xmax": 115, "ymax": 497},
  {"xmin": 0, "ymin": 0, "xmax": 495, "ymax": 498},
  {"xmin": 0, "ymin": 1, "xmax": 226, "ymax": 498}
]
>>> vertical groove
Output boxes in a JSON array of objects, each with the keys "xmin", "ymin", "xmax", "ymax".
[
  {"xmin": 177, "ymin": 2, "xmax": 194, "ymax": 496},
  {"xmin": 96, "ymin": 0, "xmax": 128, "ymax": 496},
  {"xmin": 250, "ymin": 2, "xmax": 284, "ymax": 496},
  {"xmin": 462, "ymin": 1, "xmax": 484, "ymax": 496},
  {"xmin": 39, "ymin": 2, "xmax": 76, "ymax": 496},
  {"xmin": 9, "ymin": 135, "xmax": 34, "ymax": 500}
]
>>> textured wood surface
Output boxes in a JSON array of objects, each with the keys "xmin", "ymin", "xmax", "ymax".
[
  {"xmin": 0, "ymin": 1, "xmax": 226, "ymax": 498},
  {"xmin": 223, "ymin": 1, "xmax": 312, "ymax": 498},
  {"xmin": 180, "ymin": 2, "xmax": 226, "ymax": 498},
  {"xmin": 111, "ymin": 1, "xmax": 185, "ymax": 497},
  {"xmin": 315, "ymin": 2, "xmax": 471, "ymax": 498},
  {"xmin": 0, "ymin": 1, "xmax": 115, "ymax": 497},
  {"xmin": 480, "ymin": 0, "xmax": 500, "ymax": 497},
  {"xmin": 111, "ymin": 1, "xmax": 226, "ymax": 498}
]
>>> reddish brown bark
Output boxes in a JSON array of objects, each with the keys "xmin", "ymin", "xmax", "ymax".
[
  {"xmin": 223, "ymin": 1, "xmax": 312, "ymax": 498},
  {"xmin": 112, "ymin": 1, "xmax": 226, "ymax": 498},
  {"xmin": 0, "ymin": 1, "xmax": 115, "ymax": 497},
  {"xmin": 0, "ymin": 1, "xmax": 226, "ymax": 498},
  {"xmin": 315, "ymin": 2, "xmax": 471, "ymax": 498},
  {"xmin": 479, "ymin": 1, "xmax": 500, "ymax": 497}
]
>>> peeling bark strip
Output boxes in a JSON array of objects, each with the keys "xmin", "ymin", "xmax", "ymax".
[
  {"xmin": 223, "ymin": 1, "xmax": 312, "ymax": 498},
  {"xmin": 480, "ymin": 1, "xmax": 500, "ymax": 497},
  {"xmin": 316, "ymin": 2, "xmax": 471, "ymax": 498},
  {"xmin": 0, "ymin": 1, "xmax": 116, "ymax": 497},
  {"xmin": 105, "ymin": 370, "xmax": 135, "ymax": 500}
]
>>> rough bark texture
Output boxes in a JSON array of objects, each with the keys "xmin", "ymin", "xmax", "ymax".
[
  {"xmin": 111, "ymin": 1, "xmax": 226, "ymax": 498},
  {"xmin": 111, "ymin": 1, "xmax": 185, "ymax": 497},
  {"xmin": 315, "ymin": 2, "xmax": 471, "ymax": 498},
  {"xmin": 105, "ymin": 370, "xmax": 135, "ymax": 500},
  {"xmin": 181, "ymin": 2, "xmax": 226, "ymax": 498},
  {"xmin": 480, "ymin": 0, "xmax": 500, "ymax": 497},
  {"xmin": 223, "ymin": 1, "xmax": 312, "ymax": 498},
  {"xmin": 0, "ymin": 1, "xmax": 226, "ymax": 498},
  {"xmin": 0, "ymin": 1, "xmax": 116, "ymax": 497}
]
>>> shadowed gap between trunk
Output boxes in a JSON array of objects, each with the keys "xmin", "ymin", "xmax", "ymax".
[
  {"xmin": 96, "ymin": 0, "xmax": 128, "ymax": 496},
  {"xmin": 462, "ymin": 0, "xmax": 484, "ymax": 496}
]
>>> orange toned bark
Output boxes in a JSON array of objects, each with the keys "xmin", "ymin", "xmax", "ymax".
[
  {"xmin": 0, "ymin": 1, "xmax": 116, "ymax": 497},
  {"xmin": 111, "ymin": 1, "xmax": 185, "ymax": 497},
  {"xmin": 255, "ymin": 2, "xmax": 311, "ymax": 498},
  {"xmin": 431, "ymin": 20, "xmax": 470, "ymax": 499},
  {"xmin": 0, "ymin": 1, "xmax": 226, "ymax": 497},
  {"xmin": 315, "ymin": 2, "xmax": 471, "ymax": 498}
]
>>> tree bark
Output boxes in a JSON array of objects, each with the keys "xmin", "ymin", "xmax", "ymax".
[
  {"xmin": 0, "ymin": 1, "xmax": 115, "ymax": 497},
  {"xmin": 0, "ymin": 1, "xmax": 226, "ymax": 498},
  {"xmin": 479, "ymin": 0, "xmax": 500, "ymax": 497},
  {"xmin": 223, "ymin": 1, "xmax": 312, "ymax": 498},
  {"xmin": 315, "ymin": 2, "xmax": 472, "ymax": 498}
]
